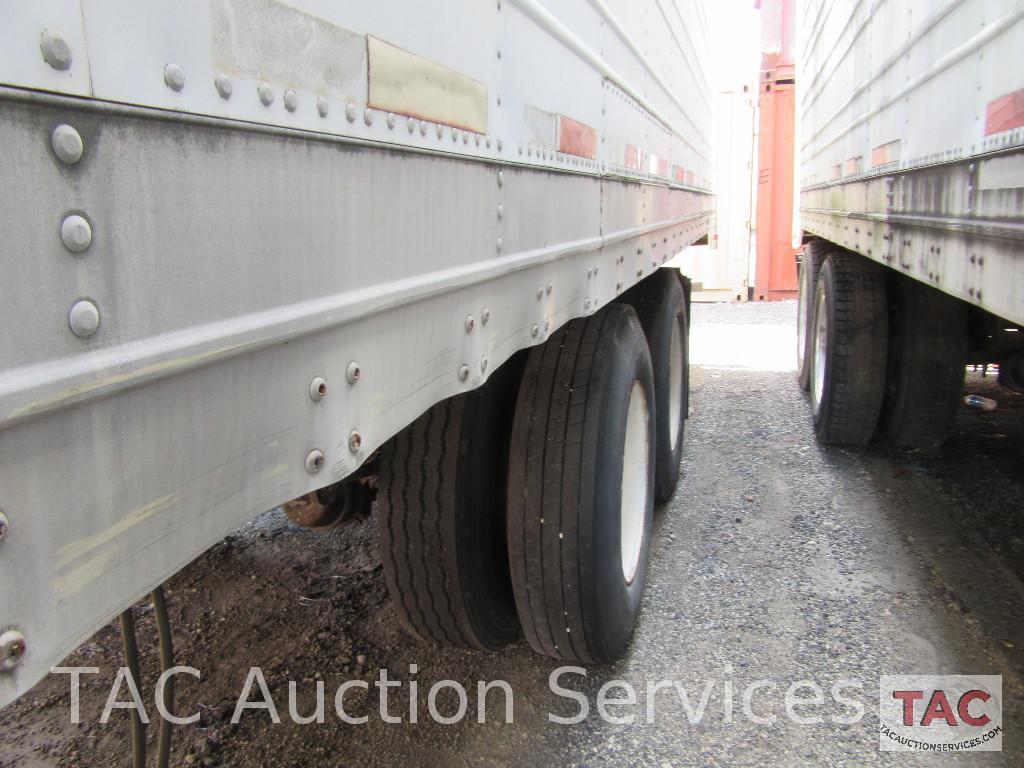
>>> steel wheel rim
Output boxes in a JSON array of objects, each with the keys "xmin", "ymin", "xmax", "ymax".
[
  {"xmin": 620, "ymin": 380, "xmax": 649, "ymax": 585},
  {"xmin": 669, "ymin": 317, "xmax": 684, "ymax": 449},
  {"xmin": 811, "ymin": 289, "xmax": 828, "ymax": 411}
]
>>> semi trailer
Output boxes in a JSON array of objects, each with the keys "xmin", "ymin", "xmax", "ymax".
[
  {"xmin": 0, "ymin": 0, "xmax": 713, "ymax": 710},
  {"xmin": 796, "ymin": 0, "xmax": 1024, "ymax": 448}
]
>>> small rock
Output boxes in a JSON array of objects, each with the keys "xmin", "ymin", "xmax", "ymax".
[{"xmin": 356, "ymin": 654, "xmax": 366, "ymax": 666}]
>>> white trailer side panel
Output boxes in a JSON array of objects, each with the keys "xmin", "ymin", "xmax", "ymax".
[
  {"xmin": 798, "ymin": 0, "xmax": 1024, "ymax": 325},
  {"xmin": 0, "ymin": 1, "xmax": 713, "ymax": 706}
]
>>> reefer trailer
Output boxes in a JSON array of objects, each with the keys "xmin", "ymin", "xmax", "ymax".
[
  {"xmin": 796, "ymin": 0, "xmax": 1024, "ymax": 447},
  {"xmin": 0, "ymin": 0, "xmax": 713, "ymax": 708}
]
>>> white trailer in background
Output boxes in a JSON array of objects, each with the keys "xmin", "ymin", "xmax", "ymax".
[
  {"xmin": 679, "ymin": 84, "xmax": 759, "ymax": 302},
  {"xmin": 0, "ymin": 0, "xmax": 714, "ymax": 714},
  {"xmin": 795, "ymin": 0, "xmax": 1024, "ymax": 447}
]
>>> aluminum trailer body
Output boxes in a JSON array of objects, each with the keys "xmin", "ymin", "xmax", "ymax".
[
  {"xmin": 798, "ymin": 0, "xmax": 1024, "ymax": 327},
  {"xmin": 0, "ymin": 0, "xmax": 713, "ymax": 706}
]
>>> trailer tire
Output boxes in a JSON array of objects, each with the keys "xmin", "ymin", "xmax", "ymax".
[
  {"xmin": 810, "ymin": 252, "xmax": 888, "ymax": 446},
  {"xmin": 797, "ymin": 240, "xmax": 827, "ymax": 391},
  {"xmin": 880, "ymin": 276, "xmax": 967, "ymax": 448},
  {"xmin": 507, "ymin": 304, "xmax": 655, "ymax": 664},
  {"xmin": 377, "ymin": 359, "xmax": 524, "ymax": 651},
  {"xmin": 621, "ymin": 269, "xmax": 688, "ymax": 503}
]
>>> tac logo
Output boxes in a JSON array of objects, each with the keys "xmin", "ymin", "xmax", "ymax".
[{"xmin": 879, "ymin": 675, "xmax": 1002, "ymax": 752}]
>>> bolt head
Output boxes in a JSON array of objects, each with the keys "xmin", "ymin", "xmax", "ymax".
[
  {"xmin": 536, "ymin": 286, "xmax": 544, "ymax": 300},
  {"xmin": 407, "ymin": 116, "xmax": 416, "ymax": 133},
  {"xmin": 458, "ymin": 365, "xmax": 470, "ymax": 381},
  {"xmin": 0, "ymin": 510, "xmax": 8, "ymax": 543},
  {"xmin": 436, "ymin": 123, "xmax": 444, "ymax": 138},
  {"xmin": 419, "ymin": 120, "xmax": 428, "ymax": 136},
  {"xmin": 345, "ymin": 102, "xmax": 356, "ymax": 122},
  {"xmin": 465, "ymin": 315, "xmax": 475, "ymax": 332},
  {"xmin": 546, "ymin": 283, "xmax": 553, "ymax": 294},
  {"xmin": 0, "ymin": 630, "xmax": 26, "ymax": 673},
  {"xmin": 346, "ymin": 361, "xmax": 361, "ymax": 384},
  {"xmin": 40, "ymin": 30, "xmax": 72, "ymax": 70},
  {"xmin": 309, "ymin": 376, "xmax": 327, "ymax": 402},
  {"xmin": 215, "ymin": 73, "xmax": 233, "ymax": 99},
  {"xmin": 480, "ymin": 357, "xmax": 488, "ymax": 372},
  {"xmin": 316, "ymin": 97, "xmax": 329, "ymax": 117},
  {"xmin": 496, "ymin": 237, "xmax": 503, "ymax": 253},
  {"xmin": 259, "ymin": 83, "xmax": 275, "ymax": 106},
  {"xmin": 61, "ymin": 214, "xmax": 92, "ymax": 252},
  {"xmin": 481, "ymin": 308, "xmax": 490, "ymax": 324},
  {"xmin": 387, "ymin": 112, "xmax": 396, "ymax": 129},
  {"xmin": 164, "ymin": 63, "xmax": 185, "ymax": 92},
  {"xmin": 363, "ymin": 108, "xmax": 374, "ymax": 126},
  {"xmin": 531, "ymin": 324, "xmax": 540, "ymax": 338},
  {"xmin": 305, "ymin": 449, "xmax": 325, "ymax": 473},
  {"xmin": 284, "ymin": 89, "xmax": 298, "ymax": 112},
  {"xmin": 497, "ymin": 170, "xmax": 504, "ymax": 187},
  {"xmin": 69, "ymin": 299, "xmax": 100, "ymax": 338},
  {"xmin": 51, "ymin": 124, "xmax": 84, "ymax": 164},
  {"xmin": 348, "ymin": 431, "xmax": 362, "ymax": 453}
]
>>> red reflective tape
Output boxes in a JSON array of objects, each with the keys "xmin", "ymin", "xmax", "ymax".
[
  {"xmin": 624, "ymin": 144, "xmax": 639, "ymax": 169},
  {"xmin": 986, "ymin": 88, "xmax": 1024, "ymax": 135},
  {"xmin": 672, "ymin": 165, "xmax": 685, "ymax": 182},
  {"xmin": 557, "ymin": 115, "xmax": 598, "ymax": 159}
]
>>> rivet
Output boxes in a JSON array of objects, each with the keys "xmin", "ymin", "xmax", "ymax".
[
  {"xmin": 536, "ymin": 286, "xmax": 544, "ymax": 300},
  {"xmin": 345, "ymin": 102, "xmax": 356, "ymax": 122},
  {"xmin": 0, "ymin": 509, "xmax": 8, "ymax": 543},
  {"xmin": 40, "ymin": 30, "xmax": 72, "ymax": 71},
  {"xmin": 465, "ymin": 315, "xmax": 475, "ymax": 332},
  {"xmin": 546, "ymin": 283, "xmax": 552, "ymax": 294},
  {"xmin": 309, "ymin": 376, "xmax": 327, "ymax": 401},
  {"xmin": 497, "ymin": 203, "xmax": 503, "ymax": 220},
  {"xmin": 497, "ymin": 139, "xmax": 503, "ymax": 151},
  {"xmin": 214, "ymin": 73, "xmax": 233, "ymax": 99},
  {"xmin": 458, "ymin": 365, "xmax": 470, "ymax": 381},
  {"xmin": 259, "ymin": 83, "xmax": 275, "ymax": 106},
  {"xmin": 616, "ymin": 282, "xmax": 623, "ymax": 291},
  {"xmin": 364, "ymin": 108, "xmax": 374, "ymax": 126},
  {"xmin": 387, "ymin": 112, "xmax": 396, "ymax": 129},
  {"xmin": 419, "ymin": 120, "xmax": 428, "ymax": 136},
  {"xmin": 346, "ymin": 361, "xmax": 361, "ymax": 384},
  {"xmin": 475, "ymin": 134, "xmax": 481, "ymax": 146},
  {"xmin": 316, "ymin": 97, "xmax": 329, "ymax": 117},
  {"xmin": 51, "ymin": 124, "xmax": 84, "ymax": 164},
  {"xmin": 496, "ymin": 237, "xmax": 503, "ymax": 253},
  {"xmin": 497, "ymin": 170, "xmax": 504, "ymax": 187},
  {"xmin": 486, "ymin": 137, "xmax": 492, "ymax": 148},
  {"xmin": 284, "ymin": 89, "xmax": 298, "ymax": 112},
  {"xmin": 407, "ymin": 116, "xmax": 416, "ymax": 133},
  {"xmin": 585, "ymin": 298, "xmax": 592, "ymax": 309},
  {"xmin": 587, "ymin": 268, "xmax": 593, "ymax": 278},
  {"xmin": 452, "ymin": 128, "xmax": 460, "ymax": 142},
  {"xmin": 61, "ymin": 214, "xmax": 92, "ymax": 252},
  {"xmin": 481, "ymin": 308, "xmax": 490, "ymax": 324},
  {"xmin": 637, "ymin": 269, "xmax": 644, "ymax": 278},
  {"xmin": 544, "ymin": 319, "xmax": 550, "ymax": 331},
  {"xmin": 0, "ymin": 630, "xmax": 27, "ymax": 673},
  {"xmin": 68, "ymin": 299, "xmax": 100, "ymax": 338},
  {"xmin": 436, "ymin": 123, "xmax": 444, "ymax": 138},
  {"xmin": 305, "ymin": 449, "xmax": 325, "ymax": 473},
  {"xmin": 348, "ymin": 431, "xmax": 362, "ymax": 453},
  {"xmin": 480, "ymin": 357, "xmax": 488, "ymax": 373},
  {"xmin": 593, "ymin": 267, "xmax": 599, "ymax": 276},
  {"xmin": 531, "ymin": 324, "xmax": 540, "ymax": 338},
  {"xmin": 463, "ymin": 132, "xmax": 469, "ymax": 144},
  {"xmin": 164, "ymin": 63, "xmax": 185, "ymax": 92}
]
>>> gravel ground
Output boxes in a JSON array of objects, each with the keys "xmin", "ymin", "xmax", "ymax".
[{"xmin": 2, "ymin": 298, "xmax": 1022, "ymax": 767}]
